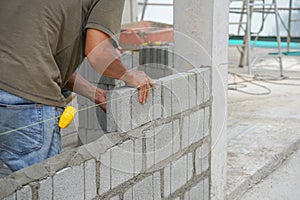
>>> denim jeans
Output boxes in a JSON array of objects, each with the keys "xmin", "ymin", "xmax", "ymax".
[{"xmin": 0, "ymin": 89, "xmax": 63, "ymax": 172}]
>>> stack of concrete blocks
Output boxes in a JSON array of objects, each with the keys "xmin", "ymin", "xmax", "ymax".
[
  {"xmin": 138, "ymin": 44, "xmax": 174, "ymax": 79},
  {"xmin": 0, "ymin": 66, "xmax": 212, "ymax": 200}
]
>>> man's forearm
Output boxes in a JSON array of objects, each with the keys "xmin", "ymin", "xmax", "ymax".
[
  {"xmin": 65, "ymin": 72, "xmax": 107, "ymax": 111},
  {"xmin": 85, "ymin": 28, "xmax": 156, "ymax": 104},
  {"xmin": 65, "ymin": 72, "xmax": 95, "ymax": 101}
]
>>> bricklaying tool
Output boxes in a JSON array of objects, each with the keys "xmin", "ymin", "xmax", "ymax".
[{"xmin": 58, "ymin": 106, "xmax": 77, "ymax": 129}]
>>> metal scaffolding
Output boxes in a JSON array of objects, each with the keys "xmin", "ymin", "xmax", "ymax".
[{"xmin": 229, "ymin": 0, "xmax": 299, "ymax": 76}]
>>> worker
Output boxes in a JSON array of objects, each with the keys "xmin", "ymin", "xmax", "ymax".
[{"xmin": 0, "ymin": 0, "xmax": 155, "ymax": 172}]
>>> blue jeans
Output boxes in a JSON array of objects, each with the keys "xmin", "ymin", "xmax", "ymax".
[{"xmin": 0, "ymin": 90, "xmax": 63, "ymax": 172}]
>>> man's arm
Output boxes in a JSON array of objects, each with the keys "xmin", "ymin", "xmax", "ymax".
[
  {"xmin": 85, "ymin": 29, "xmax": 156, "ymax": 104},
  {"xmin": 65, "ymin": 71, "xmax": 107, "ymax": 112}
]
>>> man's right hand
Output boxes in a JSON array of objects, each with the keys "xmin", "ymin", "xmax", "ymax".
[{"xmin": 121, "ymin": 70, "xmax": 156, "ymax": 104}]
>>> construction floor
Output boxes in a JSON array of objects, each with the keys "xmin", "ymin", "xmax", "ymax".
[{"xmin": 227, "ymin": 46, "xmax": 300, "ymax": 200}]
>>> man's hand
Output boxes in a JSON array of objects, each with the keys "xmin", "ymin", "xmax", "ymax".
[
  {"xmin": 94, "ymin": 88, "xmax": 107, "ymax": 112},
  {"xmin": 85, "ymin": 28, "xmax": 156, "ymax": 104},
  {"xmin": 121, "ymin": 70, "xmax": 156, "ymax": 104}
]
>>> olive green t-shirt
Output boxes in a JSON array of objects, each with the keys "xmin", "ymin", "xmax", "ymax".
[{"xmin": 0, "ymin": 0, "xmax": 124, "ymax": 107}]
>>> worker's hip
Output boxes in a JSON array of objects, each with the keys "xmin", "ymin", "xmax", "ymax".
[{"xmin": 0, "ymin": 89, "xmax": 63, "ymax": 171}]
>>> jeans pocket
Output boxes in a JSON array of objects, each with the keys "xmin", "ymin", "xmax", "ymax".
[{"xmin": 0, "ymin": 103, "xmax": 44, "ymax": 155}]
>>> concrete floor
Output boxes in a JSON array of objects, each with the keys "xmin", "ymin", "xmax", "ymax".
[
  {"xmin": 242, "ymin": 149, "xmax": 300, "ymax": 200},
  {"xmin": 227, "ymin": 46, "xmax": 300, "ymax": 199}
]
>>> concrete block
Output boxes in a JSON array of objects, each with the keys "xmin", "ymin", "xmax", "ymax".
[
  {"xmin": 77, "ymin": 95, "xmax": 87, "ymax": 105},
  {"xmin": 96, "ymin": 105, "xmax": 107, "ymax": 133},
  {"xmin": 124, "ymin": 188, "xmax": 133, "ymax": 200},
  {"xmin": 131, "ymin": 89, "xmax": 153, "ymax": 129},
  {"xmin": 195, "ymin": 141, "xmax": 210, "ymax": 175},
  {"xmin": 160, "ymin": 76, "xmax": 173, "ymax": 118},
  {"xmin": 99, "ymin": 76, "xmax": 125, "ymax": 88},
  {"xmin": 99, "ymin": 76, "xmax": 114, "ymax": 85},
  {"xmin": 188, "ymin": 72, "xmax": 197, "ymax": 109},
  {"xmin": 78, "ymin": 128, "xmax": 87, "ymax": 145},
  {"xmin": 189, "ymin": 109, "xmax": 204, "ymax": 145},
  {"xmin": 85, "ymin": 159, "xmax": 97, "ymax": 200},
  {"xmin": 53, "ymin": 165, "xmax": 84, "ymax": 200},
  {"xmin": 204, "ymin": 178, "xmax": 209, "ymax": 200},
  {"xmin": 3, "ymin": 193, "xmax": 16, "ymax": 200},
  {"xmin": 193, "ymin": 69, "xmax": 205, "ymax": 106},
  {"xmin": 195, "ymin": 146, "xmax": 201, "ymax": 175},
  {"xmin": 133, "ymin": 176, "xmax": 153, "ymax": 200},
  {"xmin": 171, "ymin": 155, "xmax": 187, "ymax": 193},
  {"xmin": 86, "ymin": 63, "xmax": 99, "ymax": 84},
  {"xmin": 120, "ymin": 51, "xmax": 133, "ymax": 69},
  {"xmin": 110, "ymin": 195, "xmax": 120, "ymax": 200},
  {"xmin": 143, "ymin": 65, "xmax": 168, "ymax": 79},
  {"xmin": 106, "ymin": 90, "xmax": 118, "ymax": 132},
  {"xmin": 38, "ymin": 177, "xmax": 52, "ymax": 200},
  {"xmin": 189, "ymin": 180, "xmax": 204, "ymax": 200},
  {"xmin": 204, "ymin": 107, "xmax": 210, "ymax": 137},
  {"xmin": 99, "ymin": 150, "xmax": 111, "ymax": 195},
  {"xmin": 85, "ymin": 129, "xmax": 104, "ymax": 144},
  {"xmin": 116, "ymin": 88, "xmax": 133, "ymax": 133},
  {"xmin": 137, "ymin": 65, "xmax": 148, "ymax": 74},
  {"xmin": 160, "ymin": 47, "xmax": 169, "ymax": 67},
  {"xmin": 78, "ymin": 105, "xmax": 88, "ymax": 129},
  {"xmin": 132, "ymin": 51, "xmax": 139, "ymax": 69},
  {"xmin": 111, "ymin": 140, "xmax": 134, "ymax": 188},
  {"xmin": 152, "ymin": 80, "xmax": 162, "ymax": 120},
  {"xmin": 78, "ymin": 62, "xmax": 87, "ymax": 77},
  {"xmin": 187, "ymin": 153, "xmax": 193, "ymax": 182},
  {"xmin": 155, "ymin": 122, "xmax": 173, "ymax": 164},
  {"xmin": 202, "ymin": 142, "xmax": 210, "ymax": 172},
  {"xmin": 97, "ymin": 83, "xmax": 109, "ymax": 90},
  {"xmin": 173, "ymin": 119, "xmax": 180, "ymax": 154},
  {"xmin": 171, "ymin": 73, "xmax": 190, "ymax": 115},
  {"xmin": 203, "ymin": 67, "xmax": 211, "ymax": 103},
  {"xmin": 167, "ymin": 45, "xmax": 174, "ymax": 68},
  {"xmin": 107, "ymin": 88, "xmax": 134, "ymax": 133},
  {"xmin": 164, "ymin": 164, "xmax": 171, "ymax": 197},
  {"xmin": 145, "ymin": 129, "xmax": 155, "ymax": 169},
  {"xmin": 134, "ymin": 138, "xmax": 143, "ymax": 175},
  {"xmin": 184, "ymin": 192, "xmax": 190, "ymax": 200},
  {"xmin": 153, "ymin": 172, "xmax": 162, "ymax": 200},
  {"xmin": 87, "ymin": 108, "xmax": 95, "ymax": 130},
  {"xmin": 16, "ymin": 185, "xmax": 32, "ymax": 200},
  {"xmin": 182, "ymin": 115, "xmax": 189, "ymax": 150},
  {"xmin": 175, "ymin": 197, "xmax": 180, "ymax": 200}
]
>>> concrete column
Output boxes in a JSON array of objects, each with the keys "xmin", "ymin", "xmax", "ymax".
[{"xmin": 174, "ymin": 0, "xmax": 229, "ymax": 199}]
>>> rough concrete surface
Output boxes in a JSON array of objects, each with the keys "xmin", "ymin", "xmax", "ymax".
[
  {"xmin": 241, "ymin": 149, "xmax": 300, "ymax": 200},
  {"xmin": 227, "ymin": 48, "xmax": 300, "ymax": 199}
]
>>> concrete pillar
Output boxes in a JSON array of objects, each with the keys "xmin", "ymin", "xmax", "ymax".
[{"xmin": 174, "ymin": 0, "xmax": 229, "ymax": 199}]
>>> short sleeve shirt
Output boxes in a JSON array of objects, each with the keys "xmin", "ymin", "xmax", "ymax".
[{"xmin": 0, "ymin": 0, "xmax": 124, "ymax": 107}]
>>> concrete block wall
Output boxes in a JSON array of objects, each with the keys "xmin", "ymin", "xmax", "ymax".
[
  {"xmin": 0, "ymin": 65, "xmax": 212, "ymax": 200},
  {"xmin": 77, "ymin": 47, "xmax": 175, "ymax": 143}
]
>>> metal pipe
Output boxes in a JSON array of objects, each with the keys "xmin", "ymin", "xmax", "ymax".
[
  {"xmin": 246, "ymin": 0, "xmax": 252, "ymax": 74},
  {"xmin": 140, "ymin": 0, "xmax": 148, "ymax": 21},
  {"xmin": 287, "ymin": 0, "xmax": 293, "ymax": 52},
  {"xmin": 274, "ymin": 0, "xmax": 284, "ymax": 77},
  {"xmin": 138, "ymin": 3, "xmax": 173, "ymax": 6}
]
